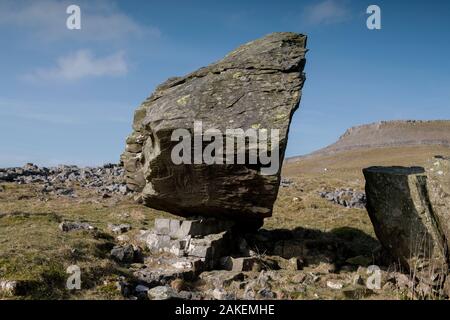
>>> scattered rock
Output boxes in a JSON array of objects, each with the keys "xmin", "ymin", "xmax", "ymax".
[
  {"xmin": 59, "ymin": 221, "xmax": 96, "ymax": 232},
  {"xmin": 116, "ymin": 234, "xmax": 130, "ymax": 243},
  {"xmin": 319, "ymin": 188, "xmax": 366, "ymax": 209},
  {"xmin": 199, "ymin": 271, "xmax": 247, "ymax": 289},
  {"xmin": 110, "ymin": 244, "xmax": 141, "ymax": 263},
  {"xmin": 134, "ymin": 285, "xmax": 150, "ymax": 299},
  {"xmin": 147, "ymin": 286, "xmax": 182, "ymax": 300},
  {"xmin": 257, "ymin": 288, "xmax": 276, "ymax": 299},
  {"xmin": 326, "ymin": 280, "xmax": 343, "ymax": 290},
  {"xmin": 108, "ymin": 223, "xmax": 132, "ymax": 234},
  {"xmin": 212, "ymin": 288, "xmax": 235, "ymax": 300},
  {"xmin": 221, "ymin": 257, "xmax": 259, "ymax": 272},
  {"xmin": 0, "ymin": 280, "xmax": 19, "ymax": 296}
]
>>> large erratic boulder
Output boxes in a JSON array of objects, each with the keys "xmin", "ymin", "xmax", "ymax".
[
  {"xmin": 363, "ymin": 157, "xmax": 450, "ymax": 288},
  {"xmin": 121, "ymin": 32, "xmax": 307, "ymax": 224}
]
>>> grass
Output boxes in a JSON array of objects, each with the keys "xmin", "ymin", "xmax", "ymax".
[
  {"xmin": 0, "ymin": 183, "xmax": 174, "ymax": 299},
  {"xmin": 1, "ymin": 145, "xmax": 448, "ymax": 299}
]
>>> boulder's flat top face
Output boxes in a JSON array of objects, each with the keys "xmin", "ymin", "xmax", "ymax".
[
  {"xmin": 363, "ymin": 166, "xmax": 425, "ymax": 175},
  {"xmin": 122, "ymin": 32, "xmax": 307, "ymax": 222}
]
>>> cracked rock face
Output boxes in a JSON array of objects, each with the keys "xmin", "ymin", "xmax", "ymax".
[{"xmin": 122, "ymin": 32, "xmax": 307, "ymax": 222}]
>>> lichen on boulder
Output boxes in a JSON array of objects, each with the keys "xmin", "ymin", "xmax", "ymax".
[{"xmin": 122, "ymin": 32, "xmax": 307, "ymax": 224}]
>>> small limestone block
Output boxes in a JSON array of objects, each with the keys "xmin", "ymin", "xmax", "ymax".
[
  {"xmin": 222, "ymin": 257, "xmax": 258, "ymax": 272},
  {"xmin": 186, "ymin": 232, "xmax": 229, "ymax": 264},
  {"xmin": 169, "ymin": 219, "xmax": 182, "ymax": 234},
  {"xmin": 146, "ymin": 233, "xmax": 172, "ymax": 253},
  {"xmin": 173, "ymin": 218, "xmax": 234, "ymax": 239},
  {"xmin": 0, "ymin": 280, "xmax": 19, "ymax": 296},
  {"xmin": 154, "ymin": 218, "xmax": 171, "ymax": 235}
]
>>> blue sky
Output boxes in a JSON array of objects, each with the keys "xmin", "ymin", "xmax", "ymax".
[{"xmin": 1, "ymin": 0, "xmax": 449, "ymax": 167}]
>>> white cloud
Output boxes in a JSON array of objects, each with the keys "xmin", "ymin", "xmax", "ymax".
[
  {"xmin": 303, "ymin": 0, "xmax": 351, "ymax": 25},
  {"xmin": 0, "ymin": 0, "xmax": 160, "ymax": 42},
  {"xmin": 23, "ymin": 49, "xmax": 128, "ymax": 81}
]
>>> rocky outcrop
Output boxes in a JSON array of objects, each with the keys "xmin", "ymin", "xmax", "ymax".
[
  {"xmin": 0, "ymin": 163, "xmax": 128, "ymax": 197},
  {"xmin": 363, "ymin": 158, "xmax": 450, "ymax": 292},
  {"xmin": 122, "ymin": 32, "xmax": 307, "ymax": 223}
]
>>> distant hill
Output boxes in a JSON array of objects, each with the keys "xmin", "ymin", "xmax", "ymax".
[{"xmin": 288, "ymin": 120, "xmax": 450, "ymax": 162}]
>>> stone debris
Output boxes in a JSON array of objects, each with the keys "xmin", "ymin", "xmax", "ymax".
[
  {"xmin": 108, "ymin": 223, "xmax": 132, "ymax": 234},
  {"xmin": 59, "ymin": 221, "xmax": 96, "ymax": 232},
  {"xmin": 364, "ymin": 157, "xmax": 450, "ymax": 293},
  {"xmin": 0, "ymin": 280, "xmax": 19, "ymax": 296},
  {"xmin": 0, "ymin": 163, "xmax": 128, "ymax": 197},
  {"xmin": 326, "ymin": 280, "xmax": 343, "ymax": 290},
  {"xmin": 116, "ymin": 234, "xmax": 130, "ymax": 243},
  {"xmin": 147, "ymin": 286, "xmax": 182, "ymax": 300},
  {"xmin": 319, "ymin": 188, "xmax": 366, "ymax": 209},
  {"xmin": 110, "ymin": 244, "xmax": 142, "ymax": 263},
  {"xmin": 132, "ymin": 255, "xmax": 203, "ymax": 288},
  {"xmin": 134, "ymin": 284, "xmax": 150, "ymax": 299},
  {"xmin": 221, "ymin": 256, "xmax": 259, "ymax": 272}
]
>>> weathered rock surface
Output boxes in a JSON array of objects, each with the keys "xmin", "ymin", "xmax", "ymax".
[
  {"xmin": 319, "ymin": 188, "xmax": 366, "ymax": 209},
  {"xmin": 363, "ymin": 163, "xmax": 449, "ymax": 286},
  {"xmin": 122, "ymin": 32, "xmax": 307, "ymax": 223},
  {"xmin": 59, "ymin": 221, "xmax": 96, "ymax": 232},
  {"xmin": 110, "ymin": 244, "xmax": 142, "ymax": 263}
]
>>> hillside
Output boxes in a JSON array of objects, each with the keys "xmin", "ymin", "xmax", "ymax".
[{"xmin": 287, "ymin": 120, "xmax": 450, "ymax": 163}]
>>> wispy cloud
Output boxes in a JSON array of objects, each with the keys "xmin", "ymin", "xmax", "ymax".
[
  {"xmin": 23, "ymin": 49, "xmax": 128, "ymax": 81},
  {"xmin": 303, "ymin": 0, "xmax": 351, "ymax": 25},
  {"xmin": 0, "ymin": 0, "xmax": 160, "ymax": 42}
]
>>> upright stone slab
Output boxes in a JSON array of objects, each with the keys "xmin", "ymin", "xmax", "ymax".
[
  {"xmin": 426, "ymin": 156, "xmax": 450, "ymax": 255},
  {"xmin": 363, "ymin": 166, "xmax": 448, "ymax": 281},
  {"xmin": 121, "ymin": 32, "xmax": 307, "ymax": 225}
]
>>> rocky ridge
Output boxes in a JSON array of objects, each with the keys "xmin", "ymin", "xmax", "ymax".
[{"xmin": 0, "ymin": 163, "xmax": 128, "ymax": 197}]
